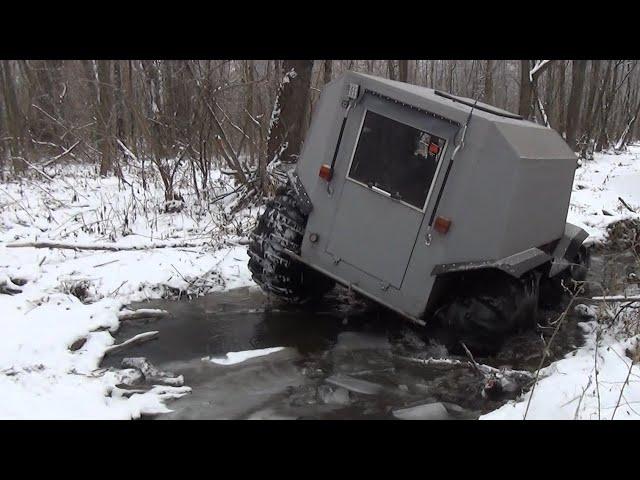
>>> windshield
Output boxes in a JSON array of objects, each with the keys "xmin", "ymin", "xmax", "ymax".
[{"xmin": 348, "ymin": 110, "xmax": 445, "ymax": 210}]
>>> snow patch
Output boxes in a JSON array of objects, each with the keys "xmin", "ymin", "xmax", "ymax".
[
  {"xmin": 0, "ymin": 163, "xmax": 256, "ymax": 419},
  {"xmin": 205, "ymin": 347, "xmax": 285, "ymax": 365}
]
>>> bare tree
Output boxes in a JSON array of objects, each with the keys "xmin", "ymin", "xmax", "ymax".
[
  {"xmin": 566, "ymin": 60, "xmax": 587, "ymax": 150},
  {"xmin": 0, "ymin": 61, "xmax": 26, "ymax": 173},
  {"xmin": 265, "ymin": 60, "xmax": 314, "ymax": 167},
  {"xmin": 519, "ymin": 60, "xmax": 553, "ymax": 121},
  {"xmin": 483, "ymin": 60, "xmax": 494, "ymax": 104},
  {"xmin": 323, "ymin": 60, "xmax": 332, "ymax": 85},
  {"xmin": 96, "ymin": 60, "xmax": 115, "ymax": 176},
  {"xmin": 387, "ymin": 60, "xmax": 397, "ymax": 80},
  {"xmin": 2, "ymin": 58, "xmax": 640, "ymax": 187},
  {"xmin": 399, "ymin": 60, "xmax": 408, "ymax": 83}
]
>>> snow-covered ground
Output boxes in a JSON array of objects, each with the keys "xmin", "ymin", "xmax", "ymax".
[
  {"xmin": 0, "ymin": 145, "xmax": 638, "ymax": 420},
  {"xmin": 0, "ymin": 164, "xmax": 257, "ymax": 419},
  {"xmin": 567, "ymin": 145, "xmax": 640, "ymax": 243}
]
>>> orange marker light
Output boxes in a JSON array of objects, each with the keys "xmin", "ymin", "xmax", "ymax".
[
  {"xmin": 434, "ymin": 216, "xmax": 452, "ymax": 234},
  {"xmin": 319, "ymin": 164, "xmax": 333, "ymax": 181}
]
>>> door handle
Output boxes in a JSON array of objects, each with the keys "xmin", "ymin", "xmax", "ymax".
[{"xmin": 371, "ymin": 185, "xmax": 391, "ymax": 197}]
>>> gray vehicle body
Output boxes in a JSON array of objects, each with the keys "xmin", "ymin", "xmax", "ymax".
[{"xmin": 287, "ymin": 71, "xmax": 586, "ymax": 324}]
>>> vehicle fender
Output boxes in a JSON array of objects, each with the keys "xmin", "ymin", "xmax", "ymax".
[
  {"xmin": 431, "ymin": 247, "xmax": 552, "ymax": 279},
  {"xmin": 548, "ymin": 222, "xmax": 589, "ymax": 277}
]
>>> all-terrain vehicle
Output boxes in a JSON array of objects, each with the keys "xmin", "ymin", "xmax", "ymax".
[{"xmin": 248, "ymin": 71, "xmax": 590, "ymax": 354}]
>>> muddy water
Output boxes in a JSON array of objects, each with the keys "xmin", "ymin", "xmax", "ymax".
[{"xmin": 101, "ymin": 251, "xmax": 634, "ymax": 420}]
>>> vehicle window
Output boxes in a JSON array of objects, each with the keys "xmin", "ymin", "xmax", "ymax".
[{"xmin": 349, "ymin": 111, "xmax": 445, "ymax": 210}]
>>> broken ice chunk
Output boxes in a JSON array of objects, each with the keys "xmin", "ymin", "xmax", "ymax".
[
  {"xmin": 392, "ymin": 402, "xmax": 450, "ymax": 420},
  {"xmin": 205, "ymin": 347, "xmax": 285, "ymax": 365}
]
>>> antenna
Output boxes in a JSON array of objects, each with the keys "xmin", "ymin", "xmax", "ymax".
[{"xmin": 450, "ymin": 93, "xmax": 479, "ymax": 162}]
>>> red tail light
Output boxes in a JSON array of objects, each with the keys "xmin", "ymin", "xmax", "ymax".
[
  {"xmin": 318, "ymin": 164, "xmax": 333, "ymax": 181},
  {"xmin": 434, "ymin": 216, "xmax": 452, "ymax": 234},
  {"xmin": 428, "ymin": 143, "xmax": 440, "ymax": 155}
]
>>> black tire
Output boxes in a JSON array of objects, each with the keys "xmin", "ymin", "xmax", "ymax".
[
  {"xmin": 248, "ymin": 188, "xmax": 334, "ymax": 303},
  {"xmin": 431, "ymin": 270, "xmax": 539, "ymax": 356}
]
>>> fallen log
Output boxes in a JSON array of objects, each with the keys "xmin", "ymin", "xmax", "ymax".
[
  {"xmin": 104, "ymin": 331, "xmax": 159, "ymax": 356},
  {"xmin": 6, "ymin": 240, "xmax": 209, "ymax": 252}
]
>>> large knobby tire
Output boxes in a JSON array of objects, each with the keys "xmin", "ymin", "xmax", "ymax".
[
  {"xmin": 432, "ymin": 270, "xmax": 539, "ymax": 356},
  {"xmin": 247, "ymin": 188, "xmax": 334, "ymax": 303}
]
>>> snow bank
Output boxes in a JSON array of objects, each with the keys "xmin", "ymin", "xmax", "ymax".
[
  {"xmin": 0, "ymin": 164, "xmax": 256, "ymax": 419},
  {"xmin": 482, "ymin": 321, "xmax": 640, "ymax": 420},
  {"xmin": 567, "ymin": 145, "xmax": 640, "ymax": 244}
]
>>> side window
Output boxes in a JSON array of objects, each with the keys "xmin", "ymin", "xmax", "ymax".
[{"xmin": 348, "ymin": 111, "xmax": 445, "ymax": 210}]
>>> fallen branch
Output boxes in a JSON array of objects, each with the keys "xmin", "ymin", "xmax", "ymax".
[
  {"xmin": 6, "ymin": 240, "xmax": 209, "ymax": 252},
  {"xmin": 0, "ymin": 186, "xmax": 36, "ymax": 222},
  {"xmin": 524, "ymin": 285, "xmax": 584, "ymax": 419},
  {"xmin": 117, "ymin": 309, "xmax": 169, "ymax": 322},
  {"xmin": 619, "ymin": 197, "xmax": 637, "ymax": 213},
  {"xmin": 42, "ymin": 140, "xmax": 82, "ymax": 167},
  {"xmin": 104, "ymin": 331, "xmax": 159, "ymax": 356},
  {"xmin": 591, "ymin": 295, "xmax": 640, "ymax": 302},
  {"xmin": 395, "ymin": 354, "xmax": 534, "ymax": 399},
  {"xmin": 121, "ymin": 357, "xmax": 184, "ymax": 386},
  {"xmin": 460, "ymin": 342, "xmax": 484, "ymax": 378},
  {"xmin": 0, "ymin": 279, "xmax": 22, "ymax": 296},
  {"xmin": 92, "ymin": 259, "xmax": 119, "ymax": 268},
  {"xmin": 395, "ymin": 355, "xmax": 533, "ymax": 380},
  {"xmin": 15, "ymin": 155, "xmax": 89, "ymax": 201}
]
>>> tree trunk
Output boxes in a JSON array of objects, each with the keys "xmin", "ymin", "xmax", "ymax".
[
  {"xmin": 323, "ymin": 60, "xmax": 332, "ymax": 85},
  {"xmin": 387, "ymin": 60, "xmax": 397, "ymax": 80},
  {"xmin": 483, "ymin": 60, "xmax": 494, "ymax": 104},
  {"xmin": 263, "ymin": 59, "xmax": 314, "ymax": 190},
  {"xmin": 429, "ymin": 61, "xmax": 435, "ymax": 88},
  {"xmin": 96, "ymin": 60, "xmax": 114, "ymax": 176},
  {"xmin": 580, "ymin": 60, "xmax": 603, "ymax": 156},
  {"xmin": 519, "ymin": 60, "xmax": 533, "ymax": 119},
  {"xmin": 597, "ymin": 61, "xmax": 620, "ymax": 151},
  {"xmin": 398, "ymin": 60, "xmax": 408, "ymax": 83},
  {"xmin": 519, "ymin": 60, "xmax": 554, "ymax": 122},
  {"xmin": 565, "ymin": 60, "xmax": 587, "ymax": 150},
  {"xmin": 0, "ymin": 60, "xmax": 26, "ymax": 174},
  {"xmin": 555, "ymin": 61, "xmax": 567, "ymax": 135}
]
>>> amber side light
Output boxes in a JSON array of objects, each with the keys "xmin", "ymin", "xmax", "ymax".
[
  {"xmin": 318, "ymin": 164, "xmax": 333, "ymax": 181},
  {"xmin": 434, "ymin": 216, "xmax": 452, "ymax": 234}
]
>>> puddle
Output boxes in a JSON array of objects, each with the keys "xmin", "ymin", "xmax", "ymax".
[{"xmin": 101, "ymin": 251, "xmax": 634, "ymax": 419}]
